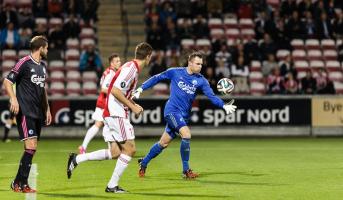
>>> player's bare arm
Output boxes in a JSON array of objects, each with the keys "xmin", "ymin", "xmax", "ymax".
[
  {"xmin": 3, "ymin": 79, "xmax": 19, "ymax": 115},
  {"xmin": 44, "ymin": 88, "xmax": 52, "ymax": 125},
  {"xmin": 111, "ymin": 86, "xmax": 143, "ymax": 115}
]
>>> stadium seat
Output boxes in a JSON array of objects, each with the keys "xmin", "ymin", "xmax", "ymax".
[
  {"xmin": 241, "ymin": 29, "xmax": 255, "ymax": 39},
  {"xmin": 65, "ymin": 49, "xmax": 80, "ymax": 61},
  {"xmin": 66, "ymin": 38, "xmax": 80, "ymax": 49},
  {"xmin": 81, "ymin": 38, "xmax": 95, "ymax": 49},
  {"xmin": 307, "ymin": 50, "xmax": 322, "ymax": 60},
  {"xmin": 292, "ymin": 50, "xmax": 306, "ymax": 61},
  {"xmin": 18, "ymin": 50, "xmax": 30, "ymax": 59},
  {"xmin": 82, "ymin": 81, "xmax": 98, "ymax": 96},
  {"xmin": 66, "ymin": 71, "xmax": 81, "ymax": 82},
  {"xmin": 66, "ymin": 81, "xmax": 81, "ymax": 96},
  {"xmin": 239, "ymin": 18, "xmax": 254, "ymax": 29},
  {"xmin": 65, "ymin": 60, "xmax": 80, "ymax": 71},
  {"xmin": 250, "ymin": 60, "xmax": 261, "ymax": 72},
  {"xmin": 297, "ymin": 71, "xmax": 307, "ymax": 80},
  {"xmin": 305, "ymin": 39, "xmax": 320, "ymax": 50},
  {"xmin": 224, "ymin": 18, "xmax": 238, "ymax": 29},
  {"xmin": 48, "ymin": 60, "xmax": 64, "ymax": 72},
  {"xmin": 310, "ymin": 60, "xmax": 325, "ymax": 69},
  {"xmin": 321, "ymin": 39, "xmax": 336, "ymax": 50},
  {"xmin": 294, "ymin": 61, "xmax": 309, "ymax": 72},
  {"xmin": 208, "ymin": 18, "xmax": 223, "ymax": 29},
  {"xmin": 325, "ymin": 61, "xmax": 341, "ymax": 71},
  {"xmin": 35, "ymin": 18, "xmax": 48, "ymax": 27},
  {"xmin": 177, "ymin": 18, "xmax": 192, "ymax": 26},
  {"xmin": 323, "ymin": 50, "xmax": 338, "ymax": 61},
  {"xmin": 2, "ymin": 49, "xmax": 17, "ymax": 61},
  {"xmin": 17, "ymin": 0, "xmax": 32, "ymax": 8},
  {"xmin": 49, "ymin": 71, "xmax": 65, "ymax": 82},
  {"xmin": 333, "ymin": 81, "xmax": 343, "ymax": 94},
  {"xmin": 195, "ymin": 39, "xmax": 211, "ymax": 49},
  {"xmin": 328, "ymin": 71, "xmax": 343, "ymax": 82},
  {"xmin": 210, "ymin": 29, "xmax": 224, "ymax": 41},
  {"xmin": 181, "ymin": 39, "xmax": 195, "ymax": 49},
  {"xmin": 249, "ymin": 71, "xmax": 264, "ymax": 82},
  {"xmin": 80, "ymin": 28, "xmax": 95, "ymax": 39},
  {"xmin": 276, "ymin": 49, "xmax": 290, "ymax": 61},
  {"xmin": 49, "ymin": 82, "xmax": 65, "ymax": 96},
  {"xmin": 82, "ymin": 71, "xmax": 98, "ymax": 82},
  {"xmin": 291, "ymin": 39, "xmax": 305, "ymax": 50},
  {"xmin": 250, "ymin": 82, "xmax": 265, "ymax": 95},
  {"xmin": 49, "ymin": 17, "xmax": 63, "ymax": 28},
  {"xmin": 2, "ymin": 60, "xmax": 16, "ymax": 72},
  {"xmin": 225, "ymin": 28, "xmax": 240, "ymax": 40},
  {"xmin": 152, "ymin": 83, "xmax": 169, "ymax": 95}
]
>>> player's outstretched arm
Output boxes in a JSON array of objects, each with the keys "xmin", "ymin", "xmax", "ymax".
[
  {"xmin": 223, "ymin": 99, "xmax": 237, "ymax": 115},
  {"xmin": 112, "ymin": 86, "xmax": 143, "ymax": 115}
]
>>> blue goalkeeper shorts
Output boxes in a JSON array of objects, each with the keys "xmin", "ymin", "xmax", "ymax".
[{"xmin": 164, "ymin": 113, "xmax": 188, "ymax": 139}]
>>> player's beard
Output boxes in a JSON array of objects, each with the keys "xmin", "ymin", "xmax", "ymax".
[{"xmin": 40, "ymin": 50, "xmax": 47, "ymax": 60}]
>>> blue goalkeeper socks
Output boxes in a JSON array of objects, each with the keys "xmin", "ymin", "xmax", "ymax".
[
  {"xmin": 141, "ymin": 142, "xmax": 164, "ymax": 168},
  {"xmin": 180, "ymin": 138, "xmax": 190, "ymax": 173}
]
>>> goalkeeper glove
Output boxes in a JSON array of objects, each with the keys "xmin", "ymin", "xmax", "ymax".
[
  {"xmin": 223, "ymin": 99, "xmax": 237, "ymax": 115},
  {"xmin": 131, "ymin": 87, "xmax": 143, "ymax": 100}
]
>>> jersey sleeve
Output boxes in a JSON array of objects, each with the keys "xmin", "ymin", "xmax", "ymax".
[
  {"xmin": 141, "ymin": 68, "xmax": 174, "ymax": 90},
  {"xmin": 200, "ymin": 77, "xmax": 225, "ymax": 108},
  {"xmin": 6, "ymin": 60, "xmax": 26, "ymax": 84},
  {"xmin": 113, "ymin": 65, "xmax": 137, "ymax": 90},
  {"xmin": 101, "ymin": 70, "xmax": 114, "ymax": 90}
]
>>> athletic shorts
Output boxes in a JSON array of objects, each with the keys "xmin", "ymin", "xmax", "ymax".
[
  {"xmin": 16, "ymin": 113, "xmax": 42, "ymax": 141},
  {"xmin": 92, "ymin": 107, "xmax": 104, "ymax": 122},
  {"xmin": 103, "ymin": 116, "xmax": 135, "ymax": 142},
  {"xmin": 164, "ymin": 113, "xmax": 188, "ymax": 139}
]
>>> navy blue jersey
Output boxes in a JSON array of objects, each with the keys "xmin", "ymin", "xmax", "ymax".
[
  {"xmin": 141, "ymin": 67, "xmax": 224, "ymax": 118},
  {"xmin": 6, "ymin": 55, "xmax": 47, "ymax": 119}
]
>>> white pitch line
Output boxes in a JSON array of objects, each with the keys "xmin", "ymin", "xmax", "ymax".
[{"xmin": 25, "ymin": 163, "xmax": 37, "ymax": 200}]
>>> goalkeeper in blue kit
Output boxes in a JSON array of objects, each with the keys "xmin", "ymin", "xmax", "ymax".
[{"xmin": 131, "ymin": 51, "xmax": 237, "ymax": 178}]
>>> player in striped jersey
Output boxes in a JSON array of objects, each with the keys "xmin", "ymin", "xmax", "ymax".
[
  {"xmin": 67, "ymin": 42, "xmax": 153, "ymax": 193},
  {"xmin": 78, "ymin": 53, "xmax": 121, "ymax": 154}
]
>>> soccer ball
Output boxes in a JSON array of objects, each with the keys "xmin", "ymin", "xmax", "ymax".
[{"xmin": 217, "ymin": 78, "xmax": 234, "ymax": 94}]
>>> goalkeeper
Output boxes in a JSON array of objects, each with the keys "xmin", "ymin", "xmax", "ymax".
[{"xmin": 132, "ymin": 51, "xmax": 237, "ymax": 179}]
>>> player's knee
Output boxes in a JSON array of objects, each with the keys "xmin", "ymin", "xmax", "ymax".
[
  {"xmin": 110, "ymin": 149, "xmax": 120, "ymax": 159},
  {"xmin": 159, "ymin": 141, "xmax": 169, "ymax": 148}
]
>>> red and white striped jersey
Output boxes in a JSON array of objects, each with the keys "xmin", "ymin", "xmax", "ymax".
[
  {"xmin": 96, "ymin": 67, "xmax": 116, "ymax": 109},
  {"xmin": 103, "ymin": 61, "xmax": 140, "ymax": 118}
]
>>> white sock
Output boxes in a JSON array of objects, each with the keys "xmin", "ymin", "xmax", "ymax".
[
  {"xmin": 107, "ymin": 154, "xmax": 132, "ymax": 188},
  {"xmin": 5, "ymin": 122, "xmax": 12, "ymax": 129},
  {"xmin": 76, "ymin": 149, "xmax": 111, "ymax": 164},
  {"xmin": 81, "ymin": 125, "xmax": 100, "ymax": 149}
]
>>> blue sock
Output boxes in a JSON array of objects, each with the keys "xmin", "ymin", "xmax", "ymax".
[
  {"xmin": 180, "ymin": 138, "xmax": 190, "ymax": 173},
  {"xmin": 141, "ymin": 142, "xmax": 164, "ymax": 168}
]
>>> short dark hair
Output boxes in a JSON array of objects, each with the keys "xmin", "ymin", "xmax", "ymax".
[
  {"xmin": 135, "ymin": 42, "xmax": 153, "ymax": 60},
  {"xmin": 188, "ymin": 51, "xmax": 204, "ymax": 61},
  {"xmin": 30, "ymin": 35, "xmax": 48, "ymax": 51},
  {"xmin": 108, "ymin": 53, "xmax": 119, "ymax": 63}
]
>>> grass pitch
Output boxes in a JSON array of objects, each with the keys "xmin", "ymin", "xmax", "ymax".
[{"xmin": 1, "ymin": 137, "xmax": 343, "ymax": 200}]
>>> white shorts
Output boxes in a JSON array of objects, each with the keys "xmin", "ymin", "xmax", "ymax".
[
  {"xmin": 92, "ymin": 107, "xmax": 104, "ymax": 122},
  {"xmin": 103, "ymin": 117, "xmax": 135, "ymax": 142}
]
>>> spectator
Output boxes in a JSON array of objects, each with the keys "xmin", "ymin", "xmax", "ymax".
[
  {"xmin": 49, "ymin": 24, "xmax": 65, "ymax": 50},
  {"xmin": 175, "ymin": 0, "xmax": 192, "ymax": 18},
  {"xmin": 177, "ymin": 19, "xmax": 193, "ymax": 39},
  {"xmin": 267, "ymin": 67, "xmax": 284, "ymax": 94},
  {"xmin": 303, "ymin": 11, "xmax": 316, "ymax": 38},
  {"xmin": 222, "ymin": 0, "xmax": 239, "ymax": 14},
  {"xmin": 231, "ymin": 56, "xmax": 249, "ymax": 77},
  {"xmin": 300, "ymin": 70, "xmax": 317, "ymax": 94},
  {"xmin": 255, "ymin": 11, "xmax": 268, "ymax": 40},
  {"xmin": 204, "ymin": 67, "xmax": 219, "ymax": 93},
  {"xmin": 262, "ymin": 54, "xmax": 278, "ymax": 77},
  {"xmin": 0, "ymin": 3, "xmax": 18, "ymax": 29},
  {"xmin": 164, "ymin": 17, "xmax": 179, "ymax": 50},
  {"xmin": 237, "ymin": 2, "xmax": 252, "ymax": 19},
  {"xmin": 316, "ymin": 12, "xmax": 333, "ymax": 39},
  {"xmin": 149, "ymin": 51, "xmax": 167, "ymax": 77},
  {"xmin": 32, "ymin": 0, "xmax": 48, "ymax": 18},
  {"xmin": 215, "ymin": 60, "xmax": 231, "ymax": 79},
  {"xmin": 32, "ymin": 23, "xmax": 48, "ymax": 37},
  {"xmin": 244, "ymin": 35, "xmax": 260, "ymax": 63},
  {"xmin": 191, "ymin": 0, "xmax": 207, "ymax": 17},
  {"xmin": 280, "ymin": 0, "xmax": 297, "ymax": 18},
  {"xmin": 0, "ymin": 22, "xmax": 20, "ymax": 50},
  {"xmin": 18, "ymin": 28, "xmax": 32, "ymax": 49},
  {"xmin": 285, "ymin": 11, "xmax": 305, "ymax": 39},
  {"xmin": 64, "ymin": 0, "xmax": 80, "ymax": 15},
  {"xmin": 80, "ymin": 0, "xmax": 100, "ymax": 23},
  {"xmin": 146, "ymin": 22, "xmax": 165, "ymax": 50},
  {"xmin": 297, "ymin": 0, "xmax": 315, "ymax": 18},
  {"xmin": 207, "ymin": 0, "xmax": 223, "ymax": 18},
  {"xmin": 63, "ymin": 14, "xmax": 81, "ymax": 38},
  {"xmin": 159, "ymin": 1, "xmax": 177, "ymax": 28},
  {"xmin": 79, "ymin": 44, "xmax": 103, "ymax": 77},
  {"xmin": 333, "ymin": 11, "xmax": 343, "ymax": 39},
  {"xmin": 215, "ymin": 44, "xmax": 232, "ymax": 68},
  {"xmin": 192, "ymin": 15, "xmax": 209, "ymax": 39},
  {"xmin": 48, "ymin": 0, "xmax": 63, "ymax": 18},
  {"xmin": 280, "ymin": 54, "xmax": 297, "ymax": 78},
  {"xmin": 259, "ymin": 33, "xmax": 277, "ymax": 60},
  {"xmin": 283, "ymin": 72, "xmax": 298, "ymax": 94},
  {"xmin": 18, "ymin": 7, "xmax": 35, "ymax": 30}
]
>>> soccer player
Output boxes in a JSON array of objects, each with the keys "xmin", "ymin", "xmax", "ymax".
[
  {"xmin": 3, "ymin": 35, "xmax": 52, "ymax": 193},
  {"xmin": 67, "ymin": 42, "xmax": 153, "ymax": 193},
  {"xmin": 78, "ymin": 53, "xmax": 121, "ymax": 154},
  {"xmin": 132, "ymin": 51, "xmax": 237, "ymax": 178}
]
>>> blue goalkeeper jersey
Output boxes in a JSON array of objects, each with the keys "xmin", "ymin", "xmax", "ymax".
[{"xmin": 141, "ymin": 67, "xmax": 225, "ymax": 118}]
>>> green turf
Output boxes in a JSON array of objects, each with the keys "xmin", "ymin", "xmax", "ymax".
[{"xmin": 1, "ymin": 138, "xmax": 343, "ymax": 200}]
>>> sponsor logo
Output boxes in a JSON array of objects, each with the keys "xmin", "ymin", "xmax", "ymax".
[
  {"xmin": 177, "ymin": 81, "xmax": 196, "ymax": 94},
  {"xmin": 192, "ymin": 80, "xmax": 197, "ymax": 85},
  {"xmin": 121, "ymin": 81, "xmax": 126, "ymax": 88},
  {"xmin": 30, "ymin": 68, "xmax": 35, "ymax": 72},
  {"xmin": 55, "ymin": 107, "xmax": 70, "ymax": 124},
  {"xmin": 29, "ymin": 129, "xmax": 34, "ymax": 135},
  {"xmin": 31, "ymin": 75, "xmax": 45, "ymax": 87}
]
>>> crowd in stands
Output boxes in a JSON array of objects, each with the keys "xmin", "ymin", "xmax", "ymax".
[
  {"xmin": 0, "ymin": 0, "xmax": 102, "ymax": 96},
  {"xmin": 144, "ymin": 0, "xmax": 343, "ymax": 95}
]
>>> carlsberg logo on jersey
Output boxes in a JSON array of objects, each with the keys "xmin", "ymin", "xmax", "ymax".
[
  {"xmin": 31, "ymin": 75, "xmax": 45, "ymax": 87},
  {"xmin": 178, "ymin": 81, "xmax": 196, "ymax": 94}
]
